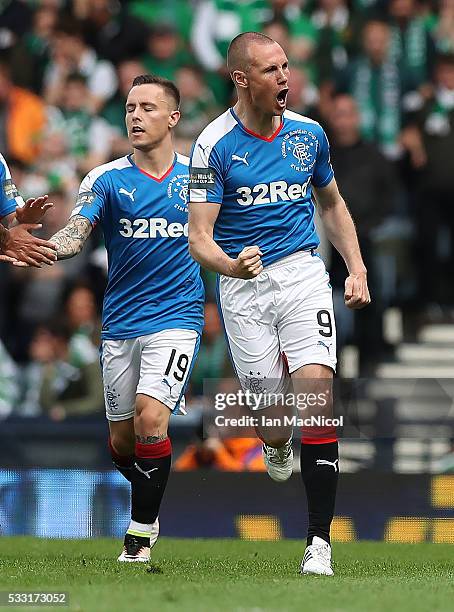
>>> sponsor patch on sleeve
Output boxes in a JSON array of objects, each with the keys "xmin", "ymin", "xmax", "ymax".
[
  {"xmin": 2, "ymin": 179, "xmax": 19, "ymax": 200},
  {"xmin": 76, "ymin": 191, "xmax": 96, "ymax": 207},
  {"xmin": 189, "ymin": 167, "xmax": 216, "ymax": 189}
]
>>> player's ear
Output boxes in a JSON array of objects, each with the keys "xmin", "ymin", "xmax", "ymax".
[
  {"xmin": 168, "ymin": 109, "xmax": 180, "ymax": 129},
  {"xmin": 232, "ymin": 70, "xmax": 248, "ymax": 90}
]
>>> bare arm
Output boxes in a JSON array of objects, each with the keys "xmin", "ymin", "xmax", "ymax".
[
  {"xmin": 50, "ymin": 215, "xmax": 93, "ymax": 260},
  {"xmin": 400, "ymin": 125, "xmax": 427, "ymax": 169},
  {"xmin": 0, "ymin": 224, "xmax": 9, "ymax": 251},
  {"xmin": 188, "ymin": 201, "xmax": 263, "ymax": 279},
  {"xmin": 314, "ymin": 178, "xmax": 370, "ymax": 309}
]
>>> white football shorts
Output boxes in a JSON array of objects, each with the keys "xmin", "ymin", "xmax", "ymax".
[
  {"xmin": 101, "ymin": 328, "xmax": 200, "ymax": 421},
  {"xmin": 217, "ymin": 250, "xmax": 336, "ymax": 402}
]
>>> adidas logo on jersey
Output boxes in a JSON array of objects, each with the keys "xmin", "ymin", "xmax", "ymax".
[{"xmin": 119, "ymin": 217, "xmax": 188, "ymax": 239}]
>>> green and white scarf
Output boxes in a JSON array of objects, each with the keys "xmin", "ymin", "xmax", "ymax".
[
  {"xmin": 424, "ymin": 88, "xmax": 454, "ymax": 136},
  {"xmin": 353, "ymin": 58, "xmax": 401, "ymax": 157},
  {"xmin": 390, "ymin": 17, "xmax": 427, "ymax": 83}
]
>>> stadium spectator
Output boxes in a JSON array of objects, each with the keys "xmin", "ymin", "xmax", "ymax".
[
  {"xmin": 24, "ymin": 123, "xmax": 79, "ymax": 199},
  {"xmin": 63, "ymin": 281, "xmax": 101, "ymax": 346},
  {"xmin": 47, "ymin": 73, "xmax": 113, "ymax": 175},
  {"xmin": 388, "ymin": 0, "xmax": 434, "ymax": 91},
  {"xmin": 71, "ymin": 0, "xmax": 150, "ymax": 63},
  {"xmin": 174, "ymin": 433, "xmax": 244, "ymax": 471},
  {"xmin": 286, "ymin": 64, "xmax": 320, "ymax": 116},
  {"xmin": 174, "ymin": 425, "xmax": 265, "ymax": 471},
  {"xmin": 174, "ymin": 65, "xmax": 218, "ymax": 154},
  {"xmin": 8, "ymin": 4, "xmax": 58, "ymax": 94},
  {"xmin": 43, "ymin": 19, "xmax": 117, "ymax": 114},
  {"xmin": 432, "ymin": 0, "xmax": 454, "ymax": 54},
  {"xmin": 334, "ymin": 19, "xmax": 404, "ymax": 160},
  {"xmin": 141, "ymin": 23, "xmax": 193, "ymax": 83},
  {"xmin": 402, "ymin": 53, "xmax": 454, "ymax": 310},
  {"xmin": 127, "ymin": 0, "xmax": 195, "ymax": 44},
  {"xmin": 0, "ymin": 339, "xmax": 19, "ymax": 418},
  {"xmin": 328, "ymin": 94, "xmax": 401, "ymax": 372},
  {"xmin": 191, "ymin": 1, "xmax": 267, "ymax": 75},
  {"xmin": 191, "ymin": 0, "xmax": 328, "ymax": 103},
  {"xmin": 309, "ymin": 0, "xmax": 350, "ymax": 82},
  {"xmin": 262, "ymin": 19, "xmax": 292, "ymax": 57},
  {"xmin": 191, "ymin": 0, "xmax": 270, "ymax": 104},
  {"xmin": 72, "ymin": 0, "xmax": 120, "ymax": 53},
  {"xmin": 0, "ymin": 62, "xmax": 46, "ymax": 165},
  {"xmin": 21, "ymin": 321, "xmax": 103, "ymax": 420},
  {"xmin": 0, "ymin": 0, "xmax": 33, "ymax": 48},
  {"xmin": 102, "ymin": 59, "xmax": 146, "ymax": 158}
]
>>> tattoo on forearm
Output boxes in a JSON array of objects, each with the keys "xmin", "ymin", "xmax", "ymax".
[
  {"xmin": 51, "ymin": 215, "xmax": 92, "ymax": 260},
  {"xmin": 0, "ymin": 225, "xmax": 9, "ymax": 251},
  {"xmin": 136, "ymin": 434, "xmax": 167, "ymax": 444}
]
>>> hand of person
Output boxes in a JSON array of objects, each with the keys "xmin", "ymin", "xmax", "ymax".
[
  {"xmin": 30, "ymin": 333, "xmax": 56, "ymax": 363},
  {"xmin": 49, "ymin": 405, "xmax": 66, "ymax": 421},
  {"xmin": 410, "ymin": 147, "xmax": 428, "ymax": 169},
  {"xmin": 2, "ymin": 224, "xmax": 57, "ymax": 267},
  {"xmin": 15, "ymin": 196, "xmax": 54, "ymax": 225},
  {"xmin": 229, "ymin": 245, "xmax": 263, "ymax": 279},
  {"xmin": 344, "ymin": 271, "xmax": 371, "ymax": 309},
  {"xmin": 0, "ymin": 253, "xmax": 26, "ymax": 266}
]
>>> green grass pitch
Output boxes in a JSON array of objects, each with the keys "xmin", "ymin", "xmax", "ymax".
[{"xmin": 0, "ymin": 538, "xmax": 453, "ymax": 611}]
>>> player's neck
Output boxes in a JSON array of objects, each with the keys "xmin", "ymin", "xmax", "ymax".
[
  {"xmin": 233, "ymin": 101, "xmax": 282, "ymax": 138},
  {"xmin": 132, "ymin": 140, "xmax": 175, "ymax": 179}
]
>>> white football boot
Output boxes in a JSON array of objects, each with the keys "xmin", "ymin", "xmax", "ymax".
[
  {"xmin": 117, "ymin": 517, "xmax": 159, "ymax": 562},
  {"xmin": 262, "ymin": 439, "xmax": 293, "ymax": 482},
  {"xmin": 300, "ymin": 536, "xmax": 334, "ymax": 576}
]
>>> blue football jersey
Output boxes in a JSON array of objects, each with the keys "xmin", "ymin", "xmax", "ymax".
[
  {"xmin": 0, "ymin": 154, "xmax": 23, "ymax": 219},
  {"xmin": 189, "ymin": 109, "xmax": 334, "ymax": 267},
  {"xmin": 72, "ymin": 153, "xmax": 205, "ymax": 340}
]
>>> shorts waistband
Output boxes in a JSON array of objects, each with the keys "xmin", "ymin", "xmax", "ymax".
[{"xmin": 263, "ymin": 249, "xmax": 317, "ymax": 271}]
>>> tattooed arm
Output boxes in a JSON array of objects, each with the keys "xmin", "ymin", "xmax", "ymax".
[
  {"xmin": 50, "ymin": 215, "xmax": 93, "ymax": 260},
  {"xmin": 0, "ymin": 224, "xmax": 9, "ymax": 251}
]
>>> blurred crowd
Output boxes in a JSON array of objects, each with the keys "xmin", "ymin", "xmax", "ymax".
[{"xmin": 1, "ymin": 0, "xmax": 454, "ymax": 421}]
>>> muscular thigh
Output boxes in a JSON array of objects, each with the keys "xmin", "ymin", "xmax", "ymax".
[
  {"xmin": 278, "ymin": 253, "xmax": 337, "ymax": 374},
  {"xmin": 101, "ymin": 338, "xmax": 142, "ymax": 422},
  {"xmin": 218, "ymin": 275, "xmax": 288, "ymax": 399},
  {"xmin": 137, "ymin": 329, "xmax": 200, "ymax": 415}
]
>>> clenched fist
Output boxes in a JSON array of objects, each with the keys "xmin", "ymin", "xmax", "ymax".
[
  {"xmin": 228, "ymin": 245, "xmax": 263, "ymax": 279},
  {"xmin": 344, "ymin": 271, "xmax": 371, "ymax": 309}
]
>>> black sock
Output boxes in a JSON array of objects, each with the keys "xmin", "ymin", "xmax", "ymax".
[
  {"xmin": 300, "ymin": 441, "xmax": 339, "ymax": 546},
  {"xmin": 108, "ymin": 437, "xmax": 133, "ymax": 482},
  {"xmin": 131, "ymin": 438, "xmax": 172, "ymax": 524}
]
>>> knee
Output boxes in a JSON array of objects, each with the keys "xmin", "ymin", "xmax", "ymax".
[{"xmin": 135, "ymin": 395, "xmax": 169, "ymax": 435}]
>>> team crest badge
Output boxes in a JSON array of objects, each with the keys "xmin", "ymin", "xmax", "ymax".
[
  {"xmin": 167, "ymin": 174, "xmax": 189, "ymax": 212},
  {"xmin": 281, "ymin": 129, "xmax": 318, "ymax": 172}
]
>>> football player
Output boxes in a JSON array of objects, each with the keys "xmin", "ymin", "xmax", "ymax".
[
  {"xmin": 189, "ymin": 32, "xmax": 370, "ymax": 576},
  {"xmin": 50, "ymin": 75, "xmax": 204, "ymax": 562}
]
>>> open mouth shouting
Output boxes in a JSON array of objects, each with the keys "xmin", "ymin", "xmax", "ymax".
[{"xmin": 276, "ymin": 88, "xmax": 289, "ymax": 110}]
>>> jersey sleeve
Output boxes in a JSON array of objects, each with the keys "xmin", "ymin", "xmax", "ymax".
[
  {"xmin": 0, "ymin": 154, "xmax": 22, "ymax": 219},
  {"xmin": 312, "ymin": 127, "xmax": 334, "ymax": 189},
  {"xmin": 70, "ymin": 170, "xmax": 107, "ymax": 225},
  {"xmin": 189, "ymin": 138, "xmax": 225, "ymax": 204}
]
